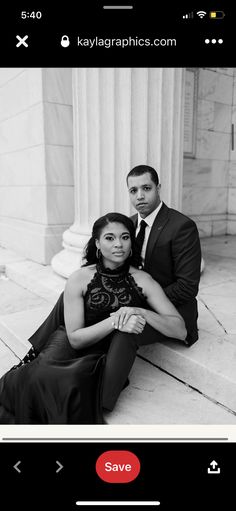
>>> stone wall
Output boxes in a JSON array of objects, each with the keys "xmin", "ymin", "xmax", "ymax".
[
  {"xmin": 0, "ymin": 68, "xmax": 74, "ymax": 263},
  {"xmin": 228, "ymin": 71, "xmax": 236, "ymax": 234},
  {"xmin": 183, "ymin": 67, "xmax": 236, "ymax": 236}
]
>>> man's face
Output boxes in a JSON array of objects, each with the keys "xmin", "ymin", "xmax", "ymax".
[{"xmin": 127, "ymin": 172, "xmax": 161, "ymax": 218}]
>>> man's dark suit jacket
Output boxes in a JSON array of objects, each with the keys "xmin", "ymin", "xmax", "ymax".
[{"xmin": 131, "ymin": 202, "xmax": 201, "ymax": 346}]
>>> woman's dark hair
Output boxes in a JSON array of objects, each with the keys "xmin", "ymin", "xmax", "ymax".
[{"xmin": 82, "ymin": 212, "xmax": 136, "ymax": 266}]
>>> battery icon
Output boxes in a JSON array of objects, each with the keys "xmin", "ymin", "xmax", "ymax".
[{"xmin": 209, "ymin": 11, "xmax": 225, "ymax": 19}]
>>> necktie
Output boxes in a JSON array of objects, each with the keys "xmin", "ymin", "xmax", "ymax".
[{"xmin": 133, "ymin": 220, "xmax": 147, "ymax": 267}]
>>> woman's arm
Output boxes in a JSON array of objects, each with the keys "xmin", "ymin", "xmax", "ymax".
[
  {"xmin": 111, "ymin": 272, "xmax": 187, "ymax": 341},
  {"xmin": 137, "ymin": 273, "xmax": 187, "ymax": 340},
  {"xmin": 64, "ymin": 270, "xmax": 115, "ymax": 349}
]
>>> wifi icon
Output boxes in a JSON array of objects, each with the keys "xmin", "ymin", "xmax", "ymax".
[{"xmin": 197, "ymin": 10, "xmax": 207, "ymax": 18}]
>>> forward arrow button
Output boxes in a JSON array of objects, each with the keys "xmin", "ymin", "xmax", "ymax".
[{"xmin": 56, "ymin": 460, "xmax": 63, "ymax": 473}]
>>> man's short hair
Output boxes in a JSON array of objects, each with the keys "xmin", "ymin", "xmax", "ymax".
[{"xmin": 126, "ymin": 165, "xmax": 159, "ymax": 186}]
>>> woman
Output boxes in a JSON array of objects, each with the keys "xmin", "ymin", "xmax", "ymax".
[{"xmin": 0, "ymin": 213, "xmax": 186, "ymax": 424}]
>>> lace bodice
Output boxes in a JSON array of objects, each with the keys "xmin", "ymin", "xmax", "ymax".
[{"xmin": 84, "ymin": 261, "xmax": 146, "ymax": 326}]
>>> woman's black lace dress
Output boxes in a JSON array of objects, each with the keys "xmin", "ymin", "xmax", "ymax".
[{"xmin": 0, "ymin": 261, "xmax": 146, "ymax": 424}]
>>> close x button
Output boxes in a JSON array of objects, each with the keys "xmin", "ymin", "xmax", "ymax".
[
  {"xmin": 16, "ymin": 35, "xmax": 29, "ymax": 47},
  {"xmin": 96, "ymin": 450, "xmax": 140, "ymax": 483}
]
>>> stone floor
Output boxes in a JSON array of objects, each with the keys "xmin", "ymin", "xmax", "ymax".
[{"xmin": 0, "ymin": 235, "xmax": 236, "ymax": 424}]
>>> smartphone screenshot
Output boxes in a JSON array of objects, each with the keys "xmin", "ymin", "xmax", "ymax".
[{"xmin": 0, "ymin": 2, "xmax": 235, "ymax": 509}]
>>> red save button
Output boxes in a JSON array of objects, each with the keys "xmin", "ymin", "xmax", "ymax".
[{"xmin": 96, "ymin": 450, "xmax": 140, "ymax": 483}]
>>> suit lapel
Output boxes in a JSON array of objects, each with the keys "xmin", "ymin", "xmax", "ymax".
[
  {"xmin": 130, "ymin": 214, "xmax": 138, "ymax": 229},
  {"xmin": 144, "ymin": 203, "xmax": 170, "ymax": 268}
]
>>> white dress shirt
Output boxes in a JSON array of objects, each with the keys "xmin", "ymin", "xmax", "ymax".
[{"xmin": 136, "ymin": 202, "xmax": 163, "ymax": 264}]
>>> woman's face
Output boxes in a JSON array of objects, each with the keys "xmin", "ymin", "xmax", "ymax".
[{"xmin": 96, "ymin": 222, "xmax": 132, "ymax": 269}]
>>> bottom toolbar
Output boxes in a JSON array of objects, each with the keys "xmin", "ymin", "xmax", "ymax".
[{"xmin": 1, "ymin": 442, "xmax": 231, "ymax": 509}]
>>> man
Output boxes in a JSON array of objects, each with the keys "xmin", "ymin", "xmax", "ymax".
[{"xmin": 127, "ymin": 164, "xmax": 201, "ymax": 346}]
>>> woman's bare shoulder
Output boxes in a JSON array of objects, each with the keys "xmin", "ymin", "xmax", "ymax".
[{"xmin": 129, "ymin": 266, "xmax": 154, "ymax": 284}]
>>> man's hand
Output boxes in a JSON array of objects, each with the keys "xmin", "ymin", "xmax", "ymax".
[{"xmin": 110, "ymin": 306, "xmax": 144, "ymax": 329}]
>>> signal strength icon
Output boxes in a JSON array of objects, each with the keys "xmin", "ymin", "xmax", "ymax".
[
  {"xmin": 197, "ymin": 10, "xmax": 207, "ymax": 18},
  {"xmin": 183, "ymin": 12, "xmax": 194, "ymax": 19}
]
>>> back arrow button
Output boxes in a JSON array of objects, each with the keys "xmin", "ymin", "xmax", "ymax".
[
  {"xmin": 13, "ymin": 461, "xmax": 22, "ymax": 473},
  {"xmin": 56, "ymin": 460, "xmax": 63, "ymax": 473}
]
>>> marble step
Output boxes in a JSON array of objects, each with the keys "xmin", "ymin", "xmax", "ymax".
[
  {"xmin": 5, "ymin": 259, "xmax": 65, "ymax": 302},
  {"xmin": 106, "ymin": 357, "xmax": 236, "ymax": 424}
]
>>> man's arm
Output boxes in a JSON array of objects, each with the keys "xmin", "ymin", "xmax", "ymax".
[{"xmin": 164, "ymin": 219, "xmax": 201, "ymax": 305}]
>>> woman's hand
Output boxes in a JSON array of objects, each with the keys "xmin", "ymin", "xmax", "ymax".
[
  {"xmin": 110, "ymin": 306, "xmax": 144, "ymax": 329},
  {"xmin": 118, "ymin": 314, "xmax": 146, "ymax": 334}
]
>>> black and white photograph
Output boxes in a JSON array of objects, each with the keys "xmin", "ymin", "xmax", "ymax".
[{"xmin": 0, "ymin": 67, "xmax": 235, "ymax": 425}]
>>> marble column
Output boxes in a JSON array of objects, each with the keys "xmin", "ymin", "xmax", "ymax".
[
  {"xmin": 52, "ymin": 68, "xmax": 185, "ymax": 278},
  {"xmin": 0, "ymin": 68, "xmax": 73, "ymax": 265}
]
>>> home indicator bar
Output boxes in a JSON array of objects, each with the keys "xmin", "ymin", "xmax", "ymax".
[{"xmin": 76, "ymin": 502, "xmax": 161, "ymax": 507}]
